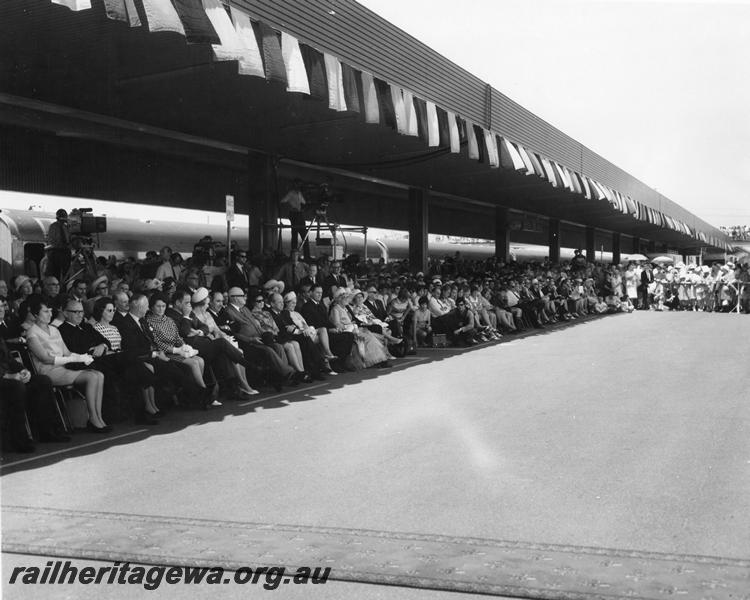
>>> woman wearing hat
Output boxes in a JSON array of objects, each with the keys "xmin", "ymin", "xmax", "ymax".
[
  {"xmin": 144, "ymin": 293, "xmax": 215, "ymax": 405},
  {"xmin": 84, "ymin": 275, "xmax": 109, "ymax": 318},
  {"xmin": 349, "ymin": 290, "xmax": 402, "ymax": 345},
  {"xmin": 188, "ymin": 288, "xmax": 259, "ymax": 397},
  {"xmin": 12, "ymin": 275, "xmax": 34, "ymax": 314},
  {"xmin": 250, "ymin": 293, "xmax": 309, "ymax": 382},
  {"xmin": 329, "ymin": 289, "xmax": 391, "ymax": 369},
  {"xmin": 282, "ymin": 291, "xmax": 337, "ymax": 361},
  {"xmin": 267, "ymin": 293, "xmax": 326, "ymax": 380}
]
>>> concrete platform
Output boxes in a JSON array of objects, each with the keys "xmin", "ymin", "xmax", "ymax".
[{"xmin": 2, "ymin": 311, "xmax": 749, "ymax": 599}]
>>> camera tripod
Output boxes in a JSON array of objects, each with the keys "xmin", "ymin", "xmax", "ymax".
[
  {"xmin": 63, "ymin": 244, "xmax": 98, "ymax": 285},
  {"xmin": 297, "ymin": 207, "xmax": 339, "ymax": 255}
]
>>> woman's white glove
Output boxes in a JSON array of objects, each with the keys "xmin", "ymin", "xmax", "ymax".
[
  {"xmin": 54, "ymin": 353, "xmax": 94, "ymax": 366},
  {"xmin": 179, "ymin": 345, "xmax": 199, "ymax": 358},
  {"xmin": 71, "ymin": 353, "xmax": 94, "ymax": 365}
]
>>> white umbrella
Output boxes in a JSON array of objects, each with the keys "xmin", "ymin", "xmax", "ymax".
[{"xmin": 650, "ymin": 255, "xmax": 674, "ymax": 264}]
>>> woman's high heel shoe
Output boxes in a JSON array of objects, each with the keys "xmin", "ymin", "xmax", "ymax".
[{"xmin": 86, "ymin": 421, "xmax": 108, "ymax": 434}]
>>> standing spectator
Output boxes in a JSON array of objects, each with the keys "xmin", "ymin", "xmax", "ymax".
[
  {"xmin": 322, "ymin": 261, "xmax": 348, "ymax": 299},
  {"xmin": 226, "ymin": 250, "xmax": 250, "ymax": 291},
  {"xmin": 274, "ymin": 250, "xmax": 308, "ymax": 293},
  {"xmin": 300, "ymin": 263, "xmax": 322, "ymax": 289},
  {"xmin": 45, "ymin": 209, "xmax": 72, "ymax": 281},
  {"xmin": 640, "ymin": 263, "xmax": 655, "ymax": 310},
  {"xmin": 155, "ymin": 246, "xmax": 178, "ymax": 282},
  {"xmin": 280, "ymin": 180, "xmax": 308, "ymax": 258}
]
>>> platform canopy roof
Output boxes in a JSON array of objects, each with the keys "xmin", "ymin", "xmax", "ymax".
[{"xmin": 0, "ymin": 0, "xmax": 734, "ymax": 252}]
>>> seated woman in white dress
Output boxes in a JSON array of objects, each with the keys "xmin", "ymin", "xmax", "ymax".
[
  {"xmin": 282, "ymin": 292, "xmax": 336, "ymax": 361},
  {"xmin": 348, "ymin": 290, "xmax": 402, "ymax": 345},
  {"xmin": 329, "ymin": 289, "xmax": 391, "ymax": 369},
  {"xmin": 190, "ymin": 288, "xmax": 258, "ymax": 396},
  {"xmin": 25, "ymin": 295, "xmax": 108, "ymax": 433}
]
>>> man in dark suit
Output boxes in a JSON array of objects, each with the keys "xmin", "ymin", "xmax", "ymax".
[
  {"xmin": 273, "ymin": 249, "xmax": 309, "ymax": 293},
  {"xmin": 364, "ymin": 286, "xmax": 389, "ymax": 322},
  {"xmin": 117, "ymin": 294, "xmax": 205, "ymax": 409},
  {"xmin": 224, "ymin": 288, "xmax": 295, "ymax": 387},
  {"xmin": 0, "ymin": 333, "xmax": 69, "ymax": 451},
  {"xmin": 522, "ymin": 279, "xmax": 548, "ymax": 328},
  {"xmin": 321, "ymin": 261, "xmax": 348, "ymax": 299},
  {"xmin": 58, "ymin": 298, "xmax": 131, "ymax": 423},
  {"xmin": 299, "ymin": 263, "xmax": 322, "ymax": 290},
  {"xmin": 58, "ymin": 299, "xmax": 109, "ymax": 357},
  {"xmin": 640, "ymin": 263, "xmax": 655, "ymax": 310},
  {"xmin": 300, "ymin": 285, "xmax": 354, "ymax": 371},
  {"xmin": 226, "ymin": 251, "xmax": 250, "ymax": 292},
  {"xmin": 0, "ymin": 298, "xmax": 24, "ymax": 348},
  {"xmin": 207, "ymin": 290, "xmax": 233, "ymax": 334},
  {"xmin": 112, "ymin": 291, "xmax": 130, "ymax": 329},
  {"xmin": 267, "ymin": 293, "xmax": 325, "ymax": 380}
]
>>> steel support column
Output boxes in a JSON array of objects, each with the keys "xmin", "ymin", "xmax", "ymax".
[
  {"xmin": 495, "ymin": 207, "xmax": 511, "ymax": 262},
  {"xmin": 585, "ymin": 227, "xmax": 596, "ymax": 264},
  {"xmin": 247, "ymin": 154, "xmax": 278, "ymax": 257},
  {"xmin": 548, "ymin": 218, "xmax": 560, "ymax": 264},
  {"xmin": 612, "ymin": 232, "xmax": 621, "ymax": 265},
  {"xmin": 632, "ymin": 236, "xmax": 641, "ymax": 254},
  {"xmin": 409, "ymin": 188, "xmax": 429, "ymax": 274}
]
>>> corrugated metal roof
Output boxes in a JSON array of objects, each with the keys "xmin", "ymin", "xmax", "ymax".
[{"xmin": 233, "ymin": 0, "xmax": 722, "ymax": 240}]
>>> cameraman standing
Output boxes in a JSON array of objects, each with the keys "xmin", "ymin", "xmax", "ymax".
[
  {"xmin": 280, "ymin": 180, "xmax": 308, "ymax": 259},
  {"xmin": 45, "ymin": 209, "xmax": 72, "ymax": 281}
]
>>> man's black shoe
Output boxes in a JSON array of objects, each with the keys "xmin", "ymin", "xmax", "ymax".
[
  {"xmin": 39, "ymin": 431, "xmax": 72, "ymax": 443},
  {"xmin": 13, "ymin": 439, "xmax": 36, "ymax": 453}
]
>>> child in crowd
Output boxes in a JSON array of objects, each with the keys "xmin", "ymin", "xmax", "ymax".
[
  {"xmin": 414, "ymin": 296, "xmax": 432, "ymax": 346},
  {"xmin": 593, "ymin": 296, "xmax": 609, "ymax": 314}
]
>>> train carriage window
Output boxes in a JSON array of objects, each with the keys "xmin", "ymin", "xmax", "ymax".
[{"xmin": 23, "ymin": 242, "xmax": 45, "ymax": 279}]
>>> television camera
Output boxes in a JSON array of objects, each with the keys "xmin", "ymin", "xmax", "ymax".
[
  {"xmin": 193, "ymin": 236, "xmax": 228, "ymax": 267},
  {"xmin": 299, "ymin": 182, "xmax": 341, "ymax": 219},
  {"xmin": 68, "ymin": 208, "xmax": 107, "ymax": 246}
]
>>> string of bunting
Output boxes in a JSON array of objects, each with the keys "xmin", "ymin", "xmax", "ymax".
[{"xmin": 48, "ymin": 0, "xmax": 729, "ymax": 251}]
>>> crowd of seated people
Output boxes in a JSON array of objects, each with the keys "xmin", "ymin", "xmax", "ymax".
[{"xmin": 2, "ymin": 242, "xmax": 748, "ymax": 454}]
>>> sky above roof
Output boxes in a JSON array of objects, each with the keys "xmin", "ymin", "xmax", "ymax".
[{"xmin": 356, "ymin": 0, "xmax": 750, "ymax": 228}]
